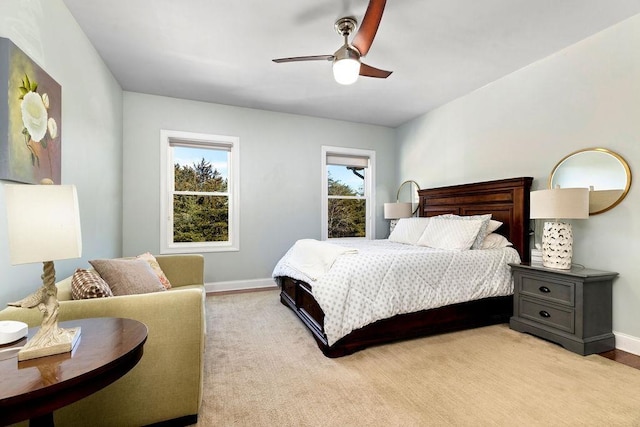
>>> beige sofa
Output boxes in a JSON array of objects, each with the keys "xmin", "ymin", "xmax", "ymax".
[{"xmin": 0, "ymin": 254, "xmax": 205, "ymax": 426}]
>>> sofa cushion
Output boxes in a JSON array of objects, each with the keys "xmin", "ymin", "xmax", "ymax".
[
  {"xmin": 71, "ymin": 269, "xmax": 114, "ymax": 299},
  {"xmin": 137, "ymin": 252, "xmax": 172, "ymax": 289},
  {"xmin": 89, "ymin": 259, "xmax": 166, "ymax": 296}
]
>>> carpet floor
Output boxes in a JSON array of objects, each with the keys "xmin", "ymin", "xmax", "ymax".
[{"xmin": 195, "ymin": 290, "xmax": 640, "ymax": 426}]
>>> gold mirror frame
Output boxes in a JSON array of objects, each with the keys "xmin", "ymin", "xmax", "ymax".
[
  {"xmin": 397, "ymin": 180, "xmax": 421, "ymax": 215},
  {"xmin": 549, "ymin": 148, "xmax": 631, "ymax": 215}
]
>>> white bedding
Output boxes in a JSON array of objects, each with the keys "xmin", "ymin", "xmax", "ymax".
[
  {"xmin": 273, "ymin": 239, "xmax": 520, "ymax": 346},
  {"xmin": 285, "ymin": 239, "xmax": 358, "ymax": 280}
]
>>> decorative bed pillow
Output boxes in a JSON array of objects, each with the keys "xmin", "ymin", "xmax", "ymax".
[
  {"xmin": 486, "ymin": 220, "xmax": 503, "ymax": 234},
  {"xmin": 440, "ymin": 214, "xmax": 492, "ymax": 249},
  {"xmin": 480, "ymin": 233, "xmax": 513, "ymax": 249},
  {"xmin": 89, "ymin": 259, "xmax": 166, "ymax": 296},
  {"xmin": 416, "ymin": 216, "xmax": 484, "ymax": 250},
  {"xmin": 388, "ymin": 217, "xmax": 431, "ymax": 245},
  {"xmin": 71, "ymin": 269, "xmax": 113, "ymax": 300},
  {"xmin": 136, "ymin": 252, "xmax": 172, "ymax": 289}
]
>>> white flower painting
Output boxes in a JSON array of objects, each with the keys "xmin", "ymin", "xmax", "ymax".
[{"xmin": 1, "ymin": 37, "xmax": 62, "ymax": 184}]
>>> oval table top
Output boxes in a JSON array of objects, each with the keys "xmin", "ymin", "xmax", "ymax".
[{"xmin": 0, "ymin": 317, "xmax": 147, "ymax": 426}]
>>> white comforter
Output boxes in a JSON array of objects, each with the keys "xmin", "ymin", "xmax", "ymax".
[
  {"xmin": 285, "ymin": 239, "xmax": 358, "ymax": 280},
  {"xmin": 273, "ymin": 239, "xmax": 520, "ymax": 346}
]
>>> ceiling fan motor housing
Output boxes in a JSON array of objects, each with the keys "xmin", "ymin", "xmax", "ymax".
[
  {"xmin": 334, "ymin": 17, "xmax": 357, "ymax": 37},
  {"xmin": 334, "ymin": 44, "xmax": 360, "ymax": 62}
]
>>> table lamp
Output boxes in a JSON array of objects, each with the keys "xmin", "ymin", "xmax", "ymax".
[
  {"xmin": 530, "ymin": 188, "xmax": 589, "ymax": 270},
  {"xmin": 4, "ymin": 182, "xmax": 82, "ymax": 361},
  {"xmin": 384, "ymin": 202, "xmax": 412, "ymax": 234}
]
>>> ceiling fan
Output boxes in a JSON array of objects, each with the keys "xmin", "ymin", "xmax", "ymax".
[{"xmin": 272, "ymin": 0, "xmax": 392, "ymax": 85}]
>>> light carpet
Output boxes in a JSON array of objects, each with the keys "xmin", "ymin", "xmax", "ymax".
[{"xmin": 195, "ymin": 290, "xmax": 640, "ymax": 426}]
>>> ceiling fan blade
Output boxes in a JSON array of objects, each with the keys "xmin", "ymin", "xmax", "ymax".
[
  {"xmin": 272, "ymin": 55, "xmax": 334, "ymax": 63},
  {"xmin": 351, "ymin": 0, "xmax": 386, "ymax": 57},
  {"xmin": 360, "ymin": 63, "xmax": 392, "ymax": 78}
]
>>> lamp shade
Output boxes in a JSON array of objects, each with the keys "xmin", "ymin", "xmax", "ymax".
[
  {"xmin": 5, "ymin": 184, "xmax": 82, "ymax": 265},
  {"xmin": 530, "ymin": 188, "xmax": 589, "ymax": 220},
  {"xmin": 384, "ymin": 202, "xmax": 412, "ymax": 220}
]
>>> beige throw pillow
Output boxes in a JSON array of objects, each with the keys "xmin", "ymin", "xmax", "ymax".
[
  {"xmin": 89, "ymin": 259, "xmax": 166, "ymax": 296},
  {"xmin": 136, "ymin": 252, "xmax": 172, "ymax": 289}
]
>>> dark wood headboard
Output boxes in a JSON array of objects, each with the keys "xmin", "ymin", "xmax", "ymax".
[{"xmin": 418, "ymin": 177, "xmax": 533, "ymax": 262}]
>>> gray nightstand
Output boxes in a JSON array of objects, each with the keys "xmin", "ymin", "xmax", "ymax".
[{"xmin": 509, "ymin": 263, "xmax": 618, "ymax": 356}]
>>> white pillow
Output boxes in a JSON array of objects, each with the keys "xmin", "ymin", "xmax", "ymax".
[
  {"xmin": 486, "ymin": 220, "xmax": 503, "ymax": 234},
  {"xmin": 480, "ymin": 233, "xmax": 513, "ymax": 249},
  {"xmin": 389, "ymin": 217, "xmax": 431, "ymax": 245},
  {"xmin": 440, "ymin": 214, "xmax": 492, "ymax": 249},
  {"xmin": 416, "ymin": 217, "xmax": 484, "ymax": 250}
]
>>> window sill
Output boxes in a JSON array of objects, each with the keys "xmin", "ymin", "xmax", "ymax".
[{"xmin": 160, "ymin": 244, "xmax": 239, "ymax": 254}]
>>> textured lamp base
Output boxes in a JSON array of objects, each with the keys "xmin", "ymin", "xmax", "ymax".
[
  {"xmin": 7, "ymin": 261, "xmax": 82, "ymax": 361},
  {"xmin": 541, "ymin": 221, "xmax": 573, "ymax": 270},
  {"xmin": 18, "ymin": 326, "xmax": 81, "ymax": 361}
]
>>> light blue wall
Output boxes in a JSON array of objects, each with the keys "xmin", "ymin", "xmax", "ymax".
[
  {"xmin": 396, "ymin": 15, "xmax": 640, "ymax": 342},
  {"xmin": 5, "ymin": 0, "xmax": 637, "ymax": 351},
  {"xmin": 122, "ymin": 92, "xmax": 396, "ymax": 284},
  {"xmin": 0, "ymin": 0, "xmax": 123, "ymax": 307}
]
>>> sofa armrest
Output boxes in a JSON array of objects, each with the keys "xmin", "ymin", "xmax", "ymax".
[{"xmin": 156, "ymin": 254, "xmax": 204, "ymax": 288}]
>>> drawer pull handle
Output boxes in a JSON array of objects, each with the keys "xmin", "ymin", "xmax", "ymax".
[
  {"xmin": 539, "ymin": 310, "xmax": 551, "ymax": 318},
  {"xmin": 539, "ymin": 286, "xmax": 551, "ymax": 293}
]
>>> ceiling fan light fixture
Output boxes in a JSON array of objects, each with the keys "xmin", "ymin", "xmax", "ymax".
[
  {"xmin": 333, "ymin": 58, "xmax": 360, "ymax": 85},
  {"xmin": 332, "ymin": 46, "xmax": 360, "ymax": 85},
  {"xmin": 272, "ymin": 2, "xmax": 391, "ymax": 84}
]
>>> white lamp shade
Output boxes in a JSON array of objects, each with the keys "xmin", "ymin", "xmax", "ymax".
[
  {"xmin": 384, "ymin": 202, "xmax": 412, "ymax": 219},
  {"xmin": 5, "ymin": 184, "xmax": 82, "ymax": 265},
  {"xmin": 530, "ymin": 188, "xmax": 589, "ymax": 220}
]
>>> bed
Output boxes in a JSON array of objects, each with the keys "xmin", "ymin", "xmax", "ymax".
[{"xmin": 274, "ymin": 177, "xmax": 533, "ymax": 357}]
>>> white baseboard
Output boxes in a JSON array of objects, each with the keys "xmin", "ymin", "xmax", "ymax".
[
  {"xmin": 205, "ymin": 278, "xmax": 277, "ymax": 294},
  {"xmin": 614, "ymin": 330, "xmax": 640, "ymax": 356}
]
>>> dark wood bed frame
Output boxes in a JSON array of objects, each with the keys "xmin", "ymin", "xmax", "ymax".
[{"xmin": 277, "ymin": 177, "xmax": 533, "ymax": 357}]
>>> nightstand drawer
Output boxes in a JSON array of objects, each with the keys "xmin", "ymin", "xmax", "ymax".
[
  {"xmin": 520, "ymin": 275, "xmax": 574, "ymax": 306},
  {"xmin": 520, "ymin": 297, "xmax": 574, "ymax": 333}
]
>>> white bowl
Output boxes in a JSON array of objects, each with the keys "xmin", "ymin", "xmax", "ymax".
[{"xmin": 0, "ymin": 320, "xmax": 28, "ymax": 345}]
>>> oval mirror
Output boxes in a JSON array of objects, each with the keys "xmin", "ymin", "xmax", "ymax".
[
  {"xmin": 549, "ymin": 148, "xmax": 631, "ymax": 215},
  {"xmin": 397, "ymin": 180, "xmax": 421, "ymax": 215}
]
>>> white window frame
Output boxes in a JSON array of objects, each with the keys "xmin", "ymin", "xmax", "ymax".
[
  {"xmin": 160, "ymin": 129, "xmax": 240, "ymax": 253},
  {"xmin": 321, "ymin": 146, "xmax": 376, "ymax": 240}
]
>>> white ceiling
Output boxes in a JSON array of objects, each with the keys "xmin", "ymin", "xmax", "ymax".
[{"xmin": 62, "ymin": 0, "xmax": 640, "ymax": 128}]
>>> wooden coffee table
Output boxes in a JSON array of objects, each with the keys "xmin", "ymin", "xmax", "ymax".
[{"xmin": 0, "ymin": 317, "xmax": 147, "ymax": 427}]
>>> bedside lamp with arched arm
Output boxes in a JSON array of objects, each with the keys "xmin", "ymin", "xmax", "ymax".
[{"xmin": 384, "ymin": 180, "xmax": 420, "ymax": 235}]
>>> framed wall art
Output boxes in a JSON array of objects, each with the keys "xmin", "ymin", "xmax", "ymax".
[{"xmin": 0, "ymin": 37, "xmax": 61, "ymax": 184}]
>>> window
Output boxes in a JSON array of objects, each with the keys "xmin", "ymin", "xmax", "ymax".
[
  {"xmin": 321, "ymin": 146, "xmax": 375, "ymax": 240},
  {"xmin": 160, "ymin": 130, "xmax": 239, "ymax": 253}
]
